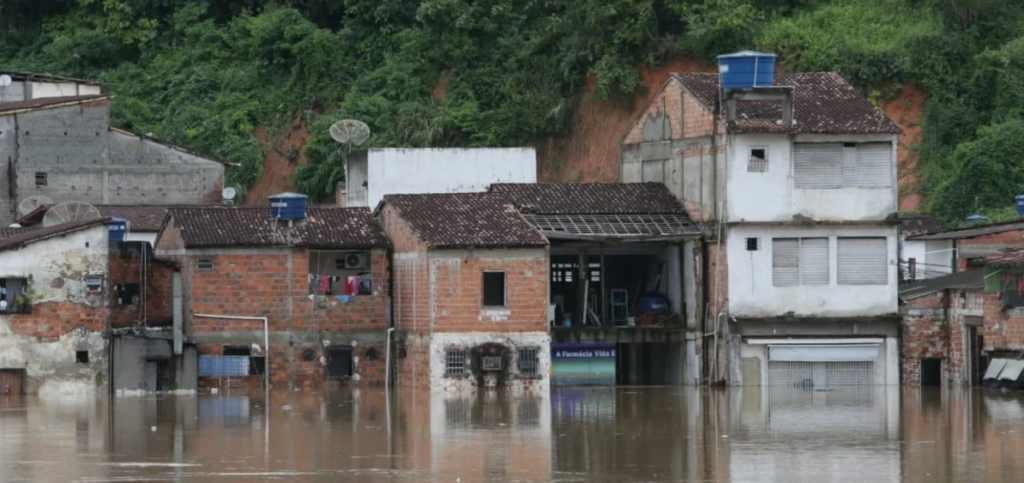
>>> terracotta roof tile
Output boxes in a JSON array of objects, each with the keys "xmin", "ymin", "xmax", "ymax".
[
  {"xmin": 489, "ymin": 183, "xmax": 686, "ymax": 215},
  {"xmin": 383, "ymin": 193, "xmax": 548, "ymax": 249},
  {"xmin": 673, "ymin": 73, "xmax": 901, "ymax": 135},
  {"xmin": 0, "ymin": 218, "xmax": 108, "ymax": 252},
  {"xmin": 166, "ymin": 207, "xmax": 387, "ymax": 249},
  {"xmin": 97, "ymin": 205, "xmax": 175, "ymax": 232}
]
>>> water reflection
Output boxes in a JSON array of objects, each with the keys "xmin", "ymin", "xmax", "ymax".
[{"xmin": 6, "ymin": 387, "xmax": 1024, "ymax": 481}]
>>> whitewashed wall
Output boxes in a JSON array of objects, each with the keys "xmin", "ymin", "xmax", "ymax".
[
  {"xmin": 726, "ymin": 133, "xmax": 898, "ymax": 223},
  {"xmin": 429, "ymin": 332, "xmax": 551, "ymax": 393},
  {"xmin": 364, "ymin": 148, "xmax": 536, "ymax": 209},
  {"xmin": 727, "ymin": 224, "xmax": 899, "ymax": 317},
  {"xmin": 30, "ymin": 81, "xmax": 101, "ymax": 99},
  {"xmin": 901, "ymin": 239, "xmax": 954, "ymax": 281}
]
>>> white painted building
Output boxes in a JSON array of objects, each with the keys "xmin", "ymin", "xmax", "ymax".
[
  {"xmin": 621, "ymin": 66, "xmax": 904, "ymax": 386},
  {"xmin": 342, "ymin": 148, "xmax": 536, "ymax": 209},
  {"xmin": 0, "ymin": 71, "xmax": 101, "ymax": 103}
]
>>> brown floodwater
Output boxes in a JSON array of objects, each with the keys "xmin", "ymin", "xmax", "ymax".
[{"xmin": 1, "ymin": 386, "xmax": 1022, "ymax": 482}]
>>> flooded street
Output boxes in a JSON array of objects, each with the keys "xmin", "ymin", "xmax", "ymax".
[{"xmin": 2, "ymin": 387, "xmax": 1023, "ymax": 482}]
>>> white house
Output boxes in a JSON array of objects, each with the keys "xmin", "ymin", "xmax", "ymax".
[
  {"xmin": 620, "ymin": 60, "xmax": 904, "ymax": 386},
  {"xmin": 340, "ymin": 148, "xmax": 537, "ymax": 209}
]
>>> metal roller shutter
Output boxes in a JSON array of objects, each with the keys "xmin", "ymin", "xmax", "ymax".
[
  {"xmin": 772, "ymin": 238, "xmax": 799, "ymax": 286},
  {"xmin": 838, "ymin": 237, "xmax": 888, "ymax": 284},
  {"xmin": 799, "ymin": 238, "xmax": 829, "ymax": 285},
  {"xmin": 794, "ymin": 143, "xmax": 843, "ymax": 188},
  {"xmin": 856, "ymin": 143, "xmax": 892, "ymax": 187}
]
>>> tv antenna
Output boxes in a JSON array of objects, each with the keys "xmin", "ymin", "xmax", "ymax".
[
  {"xmin": 17, "ymin": 195, "xmax": 54, "ymax": 218},
  {"xmin": 329, "ymin": 119, "xmax": 371, "ymax": 152},
  {"xmin": 0, "ymin": 75, "xmax": 11, "ymax": 88},
  {"xmin": 42, "ymin": 201, "xmax": 101, "ymax": 227}
]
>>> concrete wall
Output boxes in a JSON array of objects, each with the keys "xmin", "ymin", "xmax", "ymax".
[
  {"xmin": 726, "ymin": 133, "xmax": 898, "ymax": 223},
  {"xmin": 29, "ymin": 81, "xmax": 100, "ymax": 99},
  {"xmin": 111, "ymin": 337, "xmax": 197, "ymax": 392},
  {"xmin": 902, "ymin": 239, "xmax": 954, "ymax": 281},
  {"xmin": 0, "ymin": 224, "xmax": 110, "ymax": 395},
  {"xmin": 736, "ymin": 336, "xmax": 899, "ymax": 386},
  {"xmin": 359, "ymin": 148, "xmax": 536, "ymax": 209},
  {"xmin": 0, "ymin": 115, "xmax": 15, "ymax": 220},
  {"xmin": 428, "ymin": 331, "xmax": 551, "ymax": 392},
  {"xmin": 344, "ymin": 151, "xmax": 369, "ymax": 208},
  {"xmin": 0, "ymin": 102, "xmax": 225, "ymax": 224},
  {"xmin": 727, "ymin": 224, "xmax": 899, "ymax": 317},
  {"xmin": 0, "ymin": 81, "xmax": 27, "ymax": 102}
]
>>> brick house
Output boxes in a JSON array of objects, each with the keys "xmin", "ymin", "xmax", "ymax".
[
  {"xmin": 377, "ymin": 192, "xmax": 551, "ymax": 392},
  {"xmin": 154, "ymin": 205, "xmax": 390, "ymax": 390},
  {"xmin": 974, "ymin": 249, "xmax": 1024, "ymax": 385},
  {"xmin": 0, "ymin": 219, "xmax": 112, "ymax": 395},
  {"xmin": 622, "ymin": 60, "xmax": 904, "ymax": 385}
]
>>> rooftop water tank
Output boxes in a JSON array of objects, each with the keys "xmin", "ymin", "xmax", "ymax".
[
  {"xmin": 1015, "ymin": 195, "xmax": 1024, "ymax": 216},
  {"xmin": 269, "ymin": 192, "xmax": 308, "ymax": 220},
  {"xmin": 718, "ymin": 51, "xmax": 776, "ymax": 89},
  {"xmin": 108, "ymin": 217, "xmax": 127, "ymax": 243}
]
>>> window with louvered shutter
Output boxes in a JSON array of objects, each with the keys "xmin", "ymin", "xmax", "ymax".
[
  {"xmin": 773, "ymin": 238, "xmax": 829, "ymax": 286},
  {"xmin": 773, "ymin": 239, "xmax": 799, "ymax": 286},
  {"xmin": 856, "ymin": 143, "xmax": 891, "ymax": 187},
  {"xmin": 794, "ymin": 144, "xmax": 843, "ymax": 188},
  {"xmin": 799, "ymin": 238, "xmax": 829, "ymax": 285},
  {"xmin": 838, "ymin": 237, "xmax": 888, "ymax": 284}
]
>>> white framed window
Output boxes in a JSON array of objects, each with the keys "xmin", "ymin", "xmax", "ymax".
[
  {"xmin": 838, "ymin": 237, "xmax": 888, "ymax": 284},
  {"xmin": 794, "ymin": 143, "xmax": 892, "ymax": 188},
  {"xmin": 772, "ymin": 238, "xmax": 829, "ymax": 287}
]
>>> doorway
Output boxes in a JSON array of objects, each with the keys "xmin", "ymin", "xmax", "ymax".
[
  {"xmin": 0, "ymin": 369, "xmax": 25, "ymax": 395},
  {"xmin": 968, "ymin": 325, "xmax": 986, "ymax": 386},
  {"xmin": 921, "ymin": 358, "xmax": 942, "ymax": 387}
]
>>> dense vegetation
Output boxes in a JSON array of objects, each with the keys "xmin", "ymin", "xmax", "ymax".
[{"xmin": 2, "ymin": 0, "xmax": 1023, "ymax": 223}]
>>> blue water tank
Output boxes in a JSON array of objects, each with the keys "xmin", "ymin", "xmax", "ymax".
[
  {"xmin": 108, "ymin": 217, "xmax": 127, "ymax": 243},
  {"xmin": 269, "ymin": 192, "xmax": 308, "ymax": 220},
  {"xmin": 1015, "ymin": 195, "xmax": 1024, "ymax": 216},
  {"xmin": 636, "ymin": 292, "xmax": 670, "ymax": 315},
  {"xmin": 717, "ymin": 51, "xmax": 776, "ymax": 89},
  {"xmin": 966, "ymin": 214, "xmax": 988, "ymax": 225}
]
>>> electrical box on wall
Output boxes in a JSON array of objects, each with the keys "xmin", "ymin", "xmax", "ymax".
[{"xmin": 85, "ymin": 275, "xmax": 103, "ymax": 294}]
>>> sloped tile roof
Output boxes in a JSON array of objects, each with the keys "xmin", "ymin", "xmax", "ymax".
[
  {"xmin": 97, "ymin": 205, "xmax": 174, "ymax": 232},
  {"xmin": 672, "ymin": 72, "xmax": 901, "ymax": 135},
  {"xmin": 0, "ymin": 218, "xmax": 108, "ymax": 252},
  {"xmin": 489, "ymin": 183, "xmax": 686, "ymax": 215},
  {"xmin": 0, "ymin": 227, "xmax": 30, "ymax": 239},
  {"xmin": 899, "ymin": 213, "xmax": 941, "ymax": 238},
  {"xmin": 909, "ymin": 220, "xmax": 1024, "ymax": 241},
  {"xmin": 382, "ymin": 193, "xmax": 548, "ymax": 249},
  {"xmin": 0, "ymin": 95, "xmax": 111, "ymax": 116},
  {"xmin": 166, "ymin": 207, "xmax": 387, "ymax": 249}
]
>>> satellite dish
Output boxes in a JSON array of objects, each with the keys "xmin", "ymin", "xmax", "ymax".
[
  {"xmin": 0, "ymin": 75, "xmax": 11, "ymax": 88},
  {"xmin": 222, "ymin": 187, "xmax": 237, "ymax": 201},
  {"xmin": 18, "ymin": 195, "xmax": 54, "ymax": 217},
  {"xmin": 42, "ymin": 201, "xmax": 102, "ymax": 227},
  {"xmin": 329, "ymin": 120, "xmax": 371, "ymax": 150}
]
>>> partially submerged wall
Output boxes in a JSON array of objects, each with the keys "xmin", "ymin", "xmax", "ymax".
[{"xmin": 0, "ymin": 225, "xmax": 110, "ymax": 395}]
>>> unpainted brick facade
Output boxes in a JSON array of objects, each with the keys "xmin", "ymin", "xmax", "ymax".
[
  {"xmin": 901, "ymin": 288, "xmax": 982, "ymax": 386},
  {"xmin": 108, "ymin": 243, "xmax": 175, "ymax": 328}
]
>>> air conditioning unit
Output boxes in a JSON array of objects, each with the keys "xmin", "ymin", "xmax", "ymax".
[{"xmin": 343, "ymin": 253, "xmax": 368, "ymax": 270}]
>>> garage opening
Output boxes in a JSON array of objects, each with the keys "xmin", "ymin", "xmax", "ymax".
[
  {"xmin": 766, "ymin": 343, "xmax": 879, "ymax": 387},
  {"xmin": 921, "ymin": 358, "xmax": 942, "ymax": 387}
]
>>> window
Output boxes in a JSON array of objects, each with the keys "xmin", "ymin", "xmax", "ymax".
[
  {"xmin": 223, "ymin": 346, "xmax": 265, "ymax": 375},
  {"xmin": 115, "ymin": 283, "xmax": 140, "ymax": 306},
  {"xmin": 76, "ymin": 351, "xmax": 89, "ymax": 364},
  {"xmin": 746, "ymin": 238, "xmax": 759, "ymax": 251},
  {"xmin": 518, "ymin": 347, "xmax": 539, "ymax": 376},
  {"xmin": 446, "ymin": 349, "xmax": 467, "ymax": 377},
  {"xmin": 0, "ymin": 277, "xmax": 31, "ymax": 314},
  {"xmin": 34, "ymin": 172, "xmax": 47, "ymax": 187},
  {"xmin": 325, "ymin": 346, "xmax": 353, "ymax": 379},
  {"xmin": 196, "ymin": 258, "xmax": 215, "ymax": 271},
  {"xmin": 772, "ymin": 238, "xmax": 829, "ymax": 287},
  {"xmin": 794, "ymin": 143, "xmax": 892, "ymax": 188},
  {"xmin": 310, "ymin": 250, "xmax": 371, "ymax": 296},
  {"xmin": 838, "ymin": 237, "xmax": 888, "ymax": 284},
  {"xmin": 748, "ymin": 147, "xmax": 768, "ymax": 172},
  {"xmin": 85, "ymin": 276, "xmax": 103, "ymax": 294},
  {"xmin": 642, "ymin": 159, "xmax": 667, "ymax": 183},
  {"xmin": 483, "ymin": 271, "xmax": 506, "ymax": 307}
]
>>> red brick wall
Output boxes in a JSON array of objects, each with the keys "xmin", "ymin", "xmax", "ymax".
[
  {"xmin": 186, "ymin": 248, "xmax": 388, "ymax": 333},
  {"xmin": 621, "ymin": 79, "xmax": 723, "ymax": 145},
  {"xmin": 429, "ymin": 251, "xmax": 549, "ymax": 333},
  {"xmin": 381, "ymin": 203, "xmax": 432, "ymax": 333},
  {"xmin": 956, "ymin": 228, "xmax": 1024, "ymax": 271},
  {"xmin": 108, "ymin": 246, "xmax": 175, "ymax": 328},
  {"xmin": 395, "ymin": 334, "xmax": 431, "ymax": 388},
  {"xmin": 196, "ymin": 341, "xmax": 388, "ymax": 388},
  {"xmin": 8, "ymin": 301, "xmax": 106, "ymax": 338},
  {"xmin": 982, "ymin": 293, "xmax": 1024, "ymax": 351},
  {"xmin": 901, "ymin": 293, "xmax": 947, "ymax": 385}
]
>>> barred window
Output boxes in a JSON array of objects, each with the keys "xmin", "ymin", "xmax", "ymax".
[
  {"xmin": 446, "ymin": 349, "xmax": 467, "ymax": 377},
  {"xmin": 518, "ymin": 347, "xmax": 539, "ymax": 376}
]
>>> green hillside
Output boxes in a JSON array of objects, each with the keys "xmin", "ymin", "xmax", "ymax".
[{"xmin": 2, "ymin": 0, "xmax": 1023, "ymax": 225}]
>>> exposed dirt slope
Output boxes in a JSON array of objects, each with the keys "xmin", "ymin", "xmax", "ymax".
[
  {"xmin": 879, "ymin": 84, "xmax": 925, "ymax": 211},
  {"xmin": 245, "ymin": 117, "xmax": 310, "ymax": 204}
]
